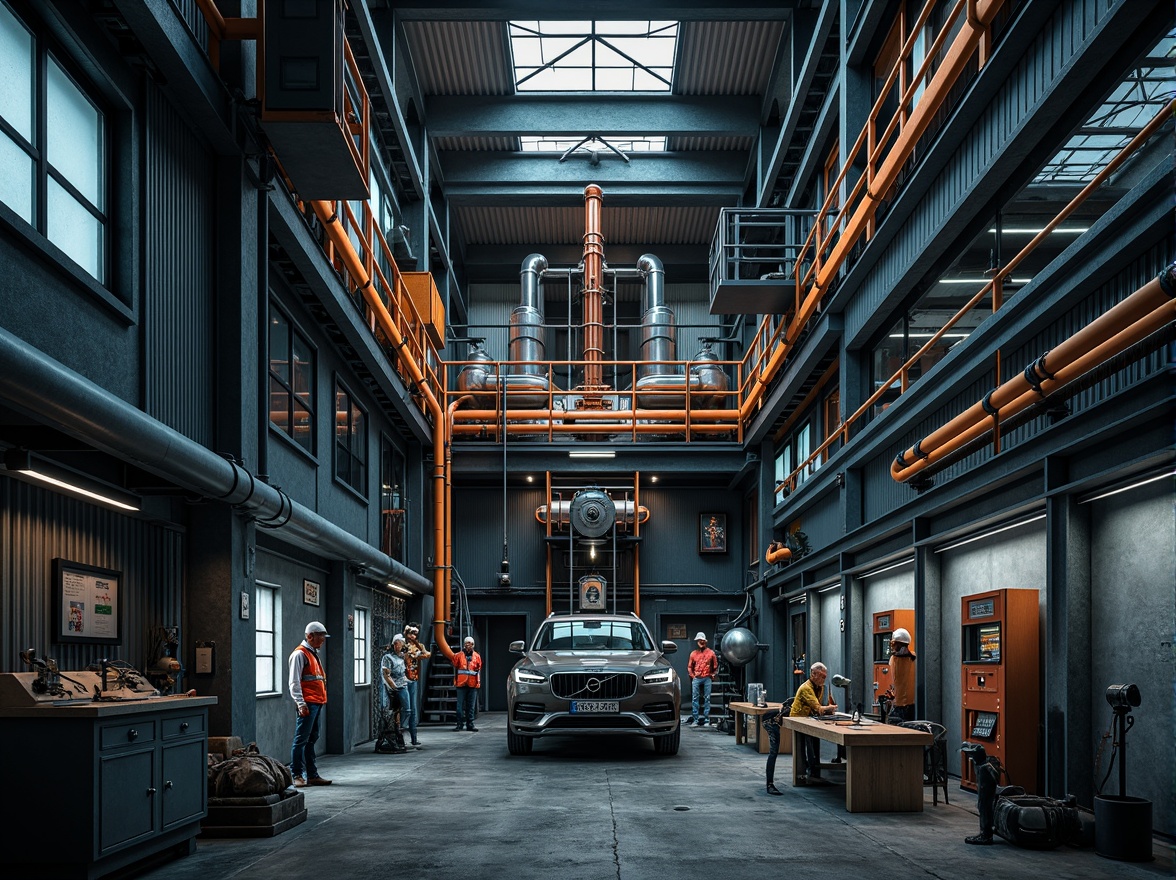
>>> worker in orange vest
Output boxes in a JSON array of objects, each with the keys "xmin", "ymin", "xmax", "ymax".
[
  {"xmin": 453, "ymin": 635, "xmax": 483, "ymax": 731},
  {"xmin": 288, "ymin": 621, "xmax": 332, "ymax": 787}
]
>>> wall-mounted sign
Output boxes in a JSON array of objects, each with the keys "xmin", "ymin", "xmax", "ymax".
[
  {"xmin": 579, "ymin": 574, "xmax": 606, "ymax": 611},
  {"xmin": 53, "ymin": 558, "xmax": 121, "ymax": 645},
  {"xmin": 303, "ymin": 578, "xmax": 321, "ymax": 607}
]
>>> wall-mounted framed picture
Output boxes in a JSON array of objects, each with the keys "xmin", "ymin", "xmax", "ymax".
[
  {"xmin": 699, "ymin": 512, "xmax": 728, "ymax": 554},
  {"xmin": 303, "ymin": 578, "xmax": 321, "ymax": 607},
  {"xmin": 53, "ymin": 558, "xmax": 122, "ymax": 645}
]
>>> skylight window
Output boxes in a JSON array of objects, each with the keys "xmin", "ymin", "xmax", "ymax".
[
  {"xmin": 1035, "ymin": 32, "xmax": 1174, "ymax": 184},
  {"xmin": 520, "ymin": 135, "xmax": 666, "ymax": 154},
  {"xmin": 509, "ymin": 20, "xmax": 678, "ymax": 92}
]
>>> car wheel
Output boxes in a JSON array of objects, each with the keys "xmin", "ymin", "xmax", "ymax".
[
  {"xmin": 653, "ymin": 724, "xmax": 680, "ymax": 756},
  {"xmin": 507, "ymin": 724, "xmax": 533, "ymax": 755}
]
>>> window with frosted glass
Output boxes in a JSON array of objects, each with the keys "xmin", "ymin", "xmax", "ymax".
[
  {"xmin": 255, "ymin": 584, "xmax": 281, "ymax": 694},
  {"xmin": 0, "ymin": 3, "xmax": 107, "ymax": 282},
  {"xmin": 353, "ymin": 607, "xmax": 370, "ymax": 685}
]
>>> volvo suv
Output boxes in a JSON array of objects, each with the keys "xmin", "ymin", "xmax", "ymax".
[{"xmin": 506, "ymin": 613, "xmax": 681, "ymax": 755}]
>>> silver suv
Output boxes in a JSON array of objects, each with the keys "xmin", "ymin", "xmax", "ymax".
[{"xmin": 506, "ymin": 613, "xmax": 681, "ymax": 755}]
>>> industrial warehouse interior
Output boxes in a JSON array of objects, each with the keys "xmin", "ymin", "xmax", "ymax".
[{"xmin": 0, "ymin": 1, "xmax": 1172, "ymax": 878}]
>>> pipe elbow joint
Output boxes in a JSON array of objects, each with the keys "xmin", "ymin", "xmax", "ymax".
[{"xmin": 636, "ymin": 253, "xmax": 664, "ymax": 276}]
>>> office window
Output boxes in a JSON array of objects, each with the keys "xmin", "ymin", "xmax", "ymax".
[
  {"xmin": 0, "ymin": 1, "xmax": 108, "ymax": 282},
  {"xmin": 269, "ymin": 304, "xmax": 315, "ymax": 453},
  {"xmin": 255, "ymin": 583, "xmax": 281, "ymax": 694},
  {"xmin": 354, "ymin": 606, "xmax": 370, "ymax": 685},
  {"xmin": 380, "ymin": 437, "xmax": 407, "ymax": 562},
  {"xmin": 335, "ymin": 381, "xmax": 366, "ymax": 492}
]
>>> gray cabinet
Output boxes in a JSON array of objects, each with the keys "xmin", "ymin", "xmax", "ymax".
[{"xmin": 2, "ymin": 696, "xmax": 216, "ymax": 879}]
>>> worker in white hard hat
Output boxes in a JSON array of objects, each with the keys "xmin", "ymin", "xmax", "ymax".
[
  {"xmin": 288, "ymin": 621, "xmax": 332, "ymax": 786},
  {"xmin": 686, "ymin": 632, "xmax": 718, "ymax": 727},
  {"xmin": 888, "ymin": 627, "xmax": 917, "ymax": 723}
]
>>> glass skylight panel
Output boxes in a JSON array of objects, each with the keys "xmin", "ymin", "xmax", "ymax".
[
  {"xmin": 510, "ymin": 20, "xmax": 678, "ymax": 92},
  {"xmin": 520, "ymin": 135, "xmax": 666, "ymax": 154},
  {"xmin": 1035, "ymin": 32, "xmax": 1174, "ymax": 184}
]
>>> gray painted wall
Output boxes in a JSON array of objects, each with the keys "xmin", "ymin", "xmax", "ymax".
[{"xmin": 1090, "ymin": 479, "xmax": 1174, "ymax": 832}]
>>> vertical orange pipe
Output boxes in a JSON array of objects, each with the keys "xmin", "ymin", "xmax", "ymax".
[
  {"xmin": 582, "ymin": 184, "xmax": 605, "ymax": 390},
  {"xmin": 633, "ymin": 473, "xmax": 641, "ymax": 618},
  {"xmin": 545, "ymin": 471, "xmax": 553, "ymax": 617}
]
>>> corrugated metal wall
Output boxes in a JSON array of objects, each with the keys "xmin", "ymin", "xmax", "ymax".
[
  {"xmin": 0, "ymin": 478, "xmax": 184, "ymax": 676},
  {"xmin": 144, "ymin": 83, "xmax": 216, "ymax": 447}
]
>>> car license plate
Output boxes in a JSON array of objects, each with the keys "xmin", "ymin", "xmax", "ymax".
[{"xmin": 570, "ymin": 701, "xmax": 618, "ymax": 713}]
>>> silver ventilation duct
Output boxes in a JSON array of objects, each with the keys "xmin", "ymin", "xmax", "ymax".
[
  {"xmin": 633, "ymin": 253, "xmax": 728, "ymax": 409},
  {"xmin": 457, "ymin": 254, "xmax": 552, "ymax": 408}
]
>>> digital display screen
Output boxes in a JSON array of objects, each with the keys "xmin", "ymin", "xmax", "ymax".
[
  {"xmin": 969, "ymin": 599, "xmax": 995, "ymax": 619},
  {"xmin": 876, "ymin": 614, "xmax": 890, "ymax": 630}
]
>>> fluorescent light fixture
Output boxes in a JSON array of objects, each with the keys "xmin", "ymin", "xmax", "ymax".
[
  {"xmin": 889, "ymin": 332, "xmax": 972, "ymax": 339},
  {"xmin": 569, "ymin": 450, "xmax": 616, "ymax": 459},
  {"xmin": 857, "ymin": 559, "xmax": 913, "ymax": 579},
  {"xmin": 1080, "ymin": 469, "xmax": 1175, "ymax": 503},
  {"xmin": 817, "ymin": 583, "xmax": 842, "ymax": 594},
  {"xmin": 3, "ymin": 449, "xmax": 140, "ymax": 512},
  {"xmin": 937, "ymin": 278, "xmax": 1032, "ymax": 284},
  {"xmin": 934, "ymin": 514, "xmax": 1046, "ymax": 553},
  {"xmin": 385, "ymin": 583, "xmax": 412, "ymax": 597},
  {"xmin": 987, "ymin": 228, "xmax": 1088, "ymax": 234}
]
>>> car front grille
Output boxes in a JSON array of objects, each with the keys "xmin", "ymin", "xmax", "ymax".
[{"xmin": 550, "ymin": 671, "xmax": 637, "ymax": 701}]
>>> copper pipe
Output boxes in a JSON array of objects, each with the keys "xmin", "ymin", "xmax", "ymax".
[
  {"xmin": 633, "ymin": 473, "xmax": 641, "ymax": 617},
  {"xmin": 545, "ymin": 471, "xmax": 553, "ymax": 617},
  {"xmin": 582, "ymin": 184, "xmax": 606, "ymax": 390},
  {"xmin": 892, "ymin": 265, "xmax": 1176, "ymax": 482},
  {"xmin": 309, "ymin": 199, "xmax": 455, "ymax": 660}
]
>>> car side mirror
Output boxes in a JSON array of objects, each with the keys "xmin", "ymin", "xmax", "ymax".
[
  {"xmin": 509, "ymin": 640, "xmax": 526, "ymax": 654},
  {"xmin": 660, "ymin": 641, "xmax": 678, "ymax": 654}
]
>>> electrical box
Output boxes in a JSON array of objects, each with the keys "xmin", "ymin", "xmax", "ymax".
[
  {"xmin": 871, "ymin": 608, "xmax": 914, "ymax": 711},
  {"xmin": 960, "ymin": 588, "xmax": 1040, "ymax": 793},
  {"xmin": 260, "ymin": 0, "xmax": 368, "ymax": 199}
]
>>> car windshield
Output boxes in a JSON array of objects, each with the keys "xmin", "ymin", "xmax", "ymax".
[{"xmin": 533, "ymin": 619, "xmax": 654, "ymax": 652}]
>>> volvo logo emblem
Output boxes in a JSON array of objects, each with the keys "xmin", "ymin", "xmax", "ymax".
[{"xmin": 586, "ymin": 678, "xmax": 601, "ymax": 693}]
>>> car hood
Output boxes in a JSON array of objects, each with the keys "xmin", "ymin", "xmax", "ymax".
[{"xmin": 520, "ymin": 650, "xmax": 672, "ymax": 670}]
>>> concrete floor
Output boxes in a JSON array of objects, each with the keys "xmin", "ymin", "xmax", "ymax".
[{"xmin": 133, "ymin": 714, "xmax": 1171, "ymax": 880}]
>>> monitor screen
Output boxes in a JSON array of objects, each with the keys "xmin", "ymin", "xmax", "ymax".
[{"xmin": 978, "ymin": 623, "xmax": 1000, "ymax": 662}]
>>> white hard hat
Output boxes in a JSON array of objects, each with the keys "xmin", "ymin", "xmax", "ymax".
[
  {"xmin": 392, "ymin": 633, "xmax": 406, "ymax": 645},
  {"xmin": 306, "ymin": 621, "xmax": 330, "ymax": 637},
  {"xmin": 694, "ymin": 632, "xmax": 708, "ymax": 641},
  {"xmin": 464, "ymin": 636, "xmax": 475, "ymax": 645},
  {"xmin": 891, "ymin": 627, "xmax": 911, "ymax": 644}
]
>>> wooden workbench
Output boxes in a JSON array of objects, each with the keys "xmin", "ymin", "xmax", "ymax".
[
  {"xmin": 729, "ymin": 701, "xmax": 790, "ymax": 754},
  {"xmin": 780, "ymin": 715, "xmax": 931, "ymax": 812}
]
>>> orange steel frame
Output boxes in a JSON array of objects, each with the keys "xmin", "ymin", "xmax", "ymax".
[{"xmin": 194, "ymin": 1, "xmax": 1168, "ymax": 648}]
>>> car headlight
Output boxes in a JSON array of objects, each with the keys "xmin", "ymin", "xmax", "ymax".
[
  {"xmin": 642, "ymin": 667, "xmax": 674, "ymax": 684},
  {"xmin": 513, "ymin": 667, "xmax": 547, "ymax": 684}
]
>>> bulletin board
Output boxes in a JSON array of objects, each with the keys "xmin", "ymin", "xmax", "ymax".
[{"xmin": 53, "ymin": 558, "xmax": 122, "ymax": 645}]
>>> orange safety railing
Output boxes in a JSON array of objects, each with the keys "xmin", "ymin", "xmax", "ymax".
[{"xmin": 775, "ymin": 98, "xmax": 1176, "ymax": 498}]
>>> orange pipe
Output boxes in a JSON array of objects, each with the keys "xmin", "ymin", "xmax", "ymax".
[
  {"xmin": 766, "ymin": 542, "xmax": 793, "ymax": 565},
  {"xmin": 582, "ymin": 185, "xmax": 606, "ymax": 390},
  {"xmin": 892, "ymin": 267, "xmax": 1176, "ymax": 482},
  {"xmin": 309, "ymin": 199, "xmax": 455, "ymax": 660},
  {"xmin": 740, "ymin": 0, "xmax": 1005, "ymax": 423},
  {"xmin": 545, "ymin": 471, "xmax": 553, "ymax": 617},
  {"xmin": 633, "ymin": 474, "xmax": 641, "ymax": 617}
]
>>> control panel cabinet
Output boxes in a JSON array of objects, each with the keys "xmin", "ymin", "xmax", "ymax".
[
  {"xmin": 3, "ymin": 697, "xmax": 214, "ymax": 879},
  {"xmin": 960, "ymin": 588, "xmax": 1040, "ymax": 793},
  {"xmin": 871, "ymin": 609, "xmax": 914, "ymax": 712}
]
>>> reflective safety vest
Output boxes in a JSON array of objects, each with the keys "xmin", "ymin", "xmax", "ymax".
[
  {"xmin": 298, "ymin": 645, "xmax": 328, "ymax": 704},
  {"xmin": 453, "ymin": 650, "xmax": 482, "ymax": 688}
]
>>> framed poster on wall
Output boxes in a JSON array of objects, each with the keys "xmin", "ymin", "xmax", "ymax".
[
  {"xmin": 699, "ymin": 512, "xmax": 727, "ymax": 554},
  {"xmin": 53, "ymin": 558, "xmax": 122, "ymax": 645},
  {"xmin": 303, "ymin": 579, "xmax": 321, "ymax": 606}
]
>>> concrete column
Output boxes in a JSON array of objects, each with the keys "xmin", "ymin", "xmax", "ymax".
[
  {"xmin": 187, "ymin": 504, "xmax": 257, "ymax": 743},
  {"xmin": 324, "ymin": 560, "xmax": 353, "ymax": 754},
  {"xmin": 1045, "ymin": 480, "xmax": 1092, "ymax": 801}
]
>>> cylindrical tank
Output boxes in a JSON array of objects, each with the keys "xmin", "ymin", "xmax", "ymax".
[
  {"xmin": 720, "ymin": 627, "xmax": 760, "ymax": 667},
  {"xmin": 512, "ymin": 254, "xmax": 547, "ymax": 375},
  {"xmin": 690, "ymin": 345, "xmax": 729, "ymax": 409},
  {"xmin": 637, "ymin": 253, "xmax": 681, "ymax": 382}
]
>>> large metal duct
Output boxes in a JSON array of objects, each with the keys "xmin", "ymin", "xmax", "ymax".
[
  {"xmin": 535, "ymin": 499, "xmax": 649, "ymax": 529},
  {"xmin": 0, "ymin": 326, "xmax": 430, "ymax": 591},
  {"xmin": 568, "ymin": 488, "xmax": 616, "ymax": 538},
  {"xmin": 457, "ymin": 253, "xmax": 552, "ymax": 409}
]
